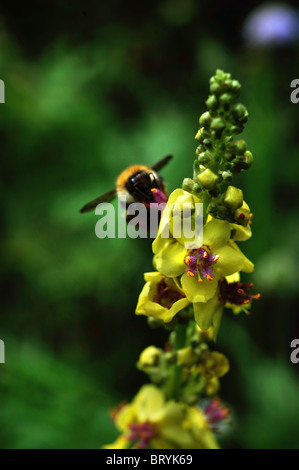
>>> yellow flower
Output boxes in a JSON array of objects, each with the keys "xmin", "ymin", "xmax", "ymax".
[
  {"xmin": 136, "ymin": 272, "xmax": 190, "ymax": 323},
  {"xmin": 105, "ymin": 385, "xmax": 219, "ymax": 449},
  {"xmin": 198, "ymin": 351, "xmax": 230, "ymax": 381},
  {"xmin": 193, "ymin": 271, "xmax": 260, "ymax": 334},
  {"xmin": 151, "ymin": 189, "xmax": 254, "ymax": 332},
  {"xmin": 153, "ymin": 190, "xmax": 253, "ymax": 305}
]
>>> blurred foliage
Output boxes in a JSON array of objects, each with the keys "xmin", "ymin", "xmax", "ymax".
[{"xmin": 0, "ymin": 0, "xmax": 299, "ymax": 449}]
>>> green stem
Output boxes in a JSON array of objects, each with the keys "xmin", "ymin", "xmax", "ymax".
[{"xmin": 164, "ymin": 322, "xmax": 187, "ymax": 400}]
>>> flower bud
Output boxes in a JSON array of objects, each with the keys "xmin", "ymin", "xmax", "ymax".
[
  {"xmin": 234, "ymin": 201, "xmax": 251, "ymax": 226},
  {"xmin": 210, "ymin": 117, "xmax": 225, "ymax": 131},
  {"xmin": 206, "ymin": 95, "xmax": 218, "ymax": 110},
  {"xmin": 221, "ymin": 170, "xmax": 233, "ymax": 182},
  {"xmin": 202, "ymin": 138, "xmax": 212, "ymax": 147},
  {"xmin": 198, "ymin": 351, "xmax": 230, "ymax": 380},
  {"xmin": 210, "ymin": 82, "xmax": 222, "ymax": 94},
  {"xmin": 182, "ymin": 178, "xmax": 195, "ymax": 191},
  {"xmin": 228, "ymin": 139, "xmax": 247, "ymax": 154},
  {"xmin": 231, "ymin": 79, "xmax": 241, "ymax": 93},
  {"xmin": 198, "ymin": 153, "xmax": 210, "ymax": 165},
  {"xmin": 138, "ymin": 346, "xmax": 161, "ymax": 367},
  {"xmin": 199, "ymin": 111, "xmax": 212, "ymax": 127},
  {"xmin": 219, "ymin": 93, "xmax": 232, "ymax": 106},
  {"xmin": 177, "ymin": 346, "xmax": 199, "ymax": 368},
  {"xmin": 243, "ymin": 150, "xmax": 253, "ymax": 166},
  {"xmin": 223, "ymin": 186, "xmax": 243, "ymax": 211},
  {"xmin": 197, "ymin": 168, "xmax": 218, "ymax": 189},
  {"xmin": 232, "ymin": 103, "xmax": 248, "ymax": 120},
  {"xmin": 219, "ymin": 162, "xmax": 231, "ymax": 171},
  {"xmin": 195, "ymin": 128, "xmax": 203, "ymax": 141}
]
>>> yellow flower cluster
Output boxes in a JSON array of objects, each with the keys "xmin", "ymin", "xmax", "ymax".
[
  {"xmin": 136, "ymin": 189, "xmax": 254, "ymax": 336},
  {"xmin": 104, "ymin": 385, "xmax": 219, "ymax": 449}
]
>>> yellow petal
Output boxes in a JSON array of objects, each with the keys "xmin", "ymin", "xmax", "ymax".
[
  {"xmin": 133, "ymin": 385, "xmax": 165, "ymax": 422},
  {"xmin": 215, "ymin": 242, "xmax": 254, "ymax": 276},
  {"xmin": 181, "ymin": 272, "xmax": 218, "ymax": 303},
  {"xmin": 144, "ymin": 271, "xmax": 163, "ymax": 283},
  {"xmin": 153, "ymin": 240, "xmax": 187, "ymax": 278},
  {"xmin": 194, "ymin": 296, "xmax": 223, "ymax": 331},
  {"xmin": 231, "ymin": 222, "xmax": 252, "ymax": 241},
  {"xmin": 203, "ymin": 218, "xmax": 231, "ymax": 250},
  {"xmin": 135, "ymin": 278, "xmax": 189, "ymax": 323},
  {"xmin": 225, "ymin": 272, "xmax": 240, "ymax": 283}
]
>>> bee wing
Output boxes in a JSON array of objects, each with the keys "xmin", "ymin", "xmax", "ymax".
[
  {"xmin": 79, "ymin": 188, "xmax": 117, "ymax": 213},
  {"xmin": 151, "ymin": 155, "xmax": 173, "ymax": 172}
]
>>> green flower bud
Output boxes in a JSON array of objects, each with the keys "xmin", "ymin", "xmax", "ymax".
[
  {"xmin": 192, "ymin": 183, "xmax": 202, "ymax": 193},
  {"xmin": 182, "ymin": 178, "xmax": 195, "ymax": 191},
  {"xmin": 221, "ymin": 170, "xmax": 233, "ymax": 182},
  {"xmin": 223, "ymin": 186, "xmax": 243, "ymax": 210},
  {"xmin": 207, "ymin": 203, "xmax": 218, "ymax": 216},
  {"xmin": 197, "ymin": 168, "xmax": 218, "ymax": 189},
  {"xmin": 228, "ymin": 139, "xmax": 247, "ymax": 154},
  {"xmin": 198, "ymin": 153, "xmax": 210, "ymax": 165},
  {"xmin": 206, "ymin": 95, "xmax": 218, "ymax": 110},
  {"xmin": 219, "ymin": 162, "xmax": 231, "ymax": 171},
  {"xmin": 232, "ymin": 103, "xmax": 248, "ymax": 120},
  {"xmin": 223, "ymin": 150, "xmax": 234, "ymax": 161},
  {"xmin": 211, "ymin": 117, "xmax": 225, "ymax": 131},
  {"xmin": 231, "ymin": 79, "xmax": 241, "ymax": 93},
  {"xmin": 199, "ymin": 111, "xmax": 212, "ymax": 127},
  {"xmin": 202, "ymin": 138, "xmax": 212, "ymax": 147},
  {"xmin": 210, "ymin": 82, "xmax": 222, "ymax": 95},
  {"xmin": 229, "ymin": 124, "xmax": 243, "ymax": 135},
  {"xmin": 233, "ymin": 151, "xmax": 253, "ymax": 170},
  {"xmin": 219, "ymin": 93, "xmax": 232, "ymax": 106},
  {"xmin": 243, "ymin": 150, "xmax": 253, "ymax": 166}
]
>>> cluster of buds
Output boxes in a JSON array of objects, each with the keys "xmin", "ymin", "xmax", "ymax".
[
  {"xmin": 183, "ymin": 70, "xmax": 253, "ymax": 224},
  {"xmin": 137, "ymin": 323, "xmax": 229, "ymax": 406}
]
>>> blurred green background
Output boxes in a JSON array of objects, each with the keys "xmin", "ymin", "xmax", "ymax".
[{"xmin": 1, "ymin": 0, "xmax": 299, "ymax": 449}]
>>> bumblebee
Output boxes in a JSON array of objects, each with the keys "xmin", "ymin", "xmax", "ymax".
[{"xmin": 79, "ymin": 155, "xmax": 172, "ymax": 213}]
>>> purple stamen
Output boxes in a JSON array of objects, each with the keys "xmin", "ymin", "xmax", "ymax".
[
  {"xmin": 154, "ymin": 279, "xmax": 185, "ymax": 309},
  {"xmin": 219, "ymin": 280, "xmax": 261, "ymax": 307},
  {"xmin": 127, "ymin": 422, "xmax": 156, "ymax": 449},
  {"xmin": 184, "ymin": 246, "xmax": 219, "ymax": 281},
  {"xmin": 203, "ymin": 398, "xmax": 230, "ymax": 432}
]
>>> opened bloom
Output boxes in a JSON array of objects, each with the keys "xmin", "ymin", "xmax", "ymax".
[
  {"xmin": 105, "ymin": 385, "xmax": 219, "ymax": 449},
  {"xmin": 192, "ymin": 272, "xmax": 260, "ymax": 334},
  {"xmin": 136, "ymin": 272, "xmax": 190, "ymax": 323},
  {"xmin": 153, "ymin": 189, "xmax": 254, "ymax": 303}
]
